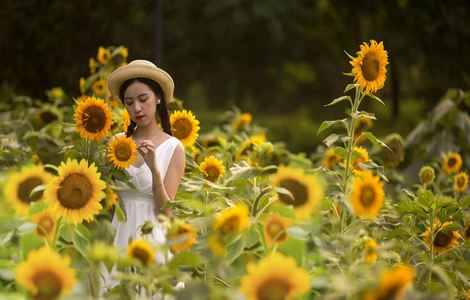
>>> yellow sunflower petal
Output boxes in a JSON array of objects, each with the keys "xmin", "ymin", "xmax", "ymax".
[{"xmin": 214, "ymin": 204, "xmax": 249, "ymax": 234}]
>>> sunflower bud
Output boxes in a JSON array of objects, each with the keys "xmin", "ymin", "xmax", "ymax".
[
  {"xmin": 419, "ymin": 166, "xmax": 435, "ymax": 184},
  {"xmin": 140, "ymin": 220, "xmax": 154, "ymax": 235}
]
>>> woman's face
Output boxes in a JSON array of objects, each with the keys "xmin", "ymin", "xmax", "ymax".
[{"xmin": 123, "ymin": 81, "xmax": 159, "ymax": 127}]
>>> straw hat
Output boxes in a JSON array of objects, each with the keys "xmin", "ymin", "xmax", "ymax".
[{"xmin": 107, "ymin": 59, "xmax": 174, "ymax": 101}]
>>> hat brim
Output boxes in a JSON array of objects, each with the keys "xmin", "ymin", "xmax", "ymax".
[{"xmin": 107, "ymin": 64, "xmax": 174, "ymax": 101}]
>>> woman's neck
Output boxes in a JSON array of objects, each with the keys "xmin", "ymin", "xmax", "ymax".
[{"xmin": 133, "ymin": 122, "xmax": 164, "ymax": 140}]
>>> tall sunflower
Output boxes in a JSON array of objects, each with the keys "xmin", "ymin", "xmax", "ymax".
[
  {"xmin": 97, "ymin": 46, "xmax": 111, "ymax": 64},
  {"xmin": 32, "ymin": 210, "xmax": 56, "ymax": 241},
  {"xmin": 350, "ymin": 171, "xmax": 384, "ymax": 219},
  {"xmin": 240, "ymin": 252, "xmax": 310, "ymax": 300},
  {"xmin": 4, "ymin": 165, "xmax": 52, "ymax": 216},
  {"xmin": 107, "ymin": 135, "xmax": 138, "ymax": 169},
  {"xmin": 214, "ymin": 204, "xmax": 249, "ymax": 234},
  {"xmin": 232, "ymin": 113, "xmax": 253, "ymax": 132},
  {"xmin": 199, "ymin": 155, "xmax": 225, "ymax": 182},
  {"xmin": 169, "ymin": 222, "xmax": 197, "ymax": 252},
  {"xmin": 442, "ymin": 152, "xmax": 462, "ymax": 175},
  {"xmin": 74, "ymin": 96, "xmax": 113, "ymax": 141},
  {"xmin": 453, "ymin": 171, "xmax": 468, "ymax": 192},
  {"xmin": 271, "ymin": 166, "xmax": 324, "ymax": 219},
  {"xmin": 263, "ymin": 214, "xmax": 291, "ymax": 247},
  {"xmin": 16, "ymin": 247, "xmax": 76, "ymax": 300},
  {"xmin": 127, "ymin": 239, "xmax": 154, "ymax": 267},
  {"xmin": 350, "ymin": 40, "xmax": 389, "ymax": 94},
  {"xmin": 170, "ymin": 109, "xmax": 200, "ymax": 147},
  {"xmin": 423, "ymin": 220, "xmax": 461, "ymax": 254},
  {"xmin": 92, "ymin": 79, "xmax": 107, "ymax": 97},
  {"xmin": 322, "ymin": 148, "xmax": 343, "ymax": 169},
  {"xmin": 235, "ymin": 134, "xmax": 266, "ymax": 162},
  {"xmin": 363, "ymin": 264, "xmax": 415, "ymax": 300},
  {"xmin": 45, "ymin": 159, "xmax": 106, "ymax": 224}
]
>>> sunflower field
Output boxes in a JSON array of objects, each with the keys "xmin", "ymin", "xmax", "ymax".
[{"xmin": 0, "ymin": 42, "xmax": 469, "ymax": 300}]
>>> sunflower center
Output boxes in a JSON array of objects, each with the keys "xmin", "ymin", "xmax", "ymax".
[
  {"xmin": 256, "ymin": 277, "xmax": 291, "ymax": 300},
  {"xmin": 279, "ymin": 179, "xmax": 308, "ymax": 207},
  {"xmin": 266, "ymin": 220, "xmax": 287, "ymax": 242},
  {"xmin": 204, "ymin": 166, "xmax": 220, "ymax": 182},
  {"xmin": 379, "ymin": 283, "xmax": 403, "ymax": 300},
  {"xmin": 361, "ymin": 52, "xmax": 380, "ymax": 81},
  {"xmin": 83, "ymin": 105, "xmax": 106, "ymax": 133},
  {"xmin": 447, "ymin": 158, "xmax": 456, "ymax": 168},
  {"xmin": 115, "ymin": 143, "xmax": 132, "ymax": 161},
  {"xmin": 434, "ymin": 231, "xmax": 451, "ymax": 248},
  {"xmin": 172, "ymin": 119, "xmax": 192, "ymax": 140},
  {"xmin": 18, "ymin": 177, "xmax": 44, "ymax": 204},
  {"xmin": 132, "ymin": 247, "xmax": 151, "ymax": 266},
  {"xmin": 37, "ymin": 216, "xmax": 54, "ymax": 237},
  {"xmin": 57, "ymin": 174, "xmax": 93, "ymax": 209},
  {"xmin": 31, "ymin": 270, "xmax": 63, "ymax": 300},
  {"xmin": 359, "ymin": 186, "xmax": 376, "ymax": 207},
  {"xmin": 221, "ymin": 216, "xmax": 240, "ymax": 234},
  {"xmin": 422, "ymin": 171, "xmax": 433, "ymax": 183},
  {"xmin": 457, "ymin": 176, "xmax": 465, "ymax": 188}
]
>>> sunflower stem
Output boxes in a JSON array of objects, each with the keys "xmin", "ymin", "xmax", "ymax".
[
  {"xmin": 428, "ymin": 192, "xmax": 435, "ymax": 286},
  {"xmin": 51, "ymin": 217, "xmax": 62, "ymax": 250}
]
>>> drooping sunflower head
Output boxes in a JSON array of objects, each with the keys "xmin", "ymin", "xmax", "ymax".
[
  {"xmin": 92, "ymin": 79, "xmax": 107, "ymax": 97},
  {"xmin": 240, "ymin": 252, "xmax": 310, "ymax": 300},
  {"xmin": 170, "ymin": 109, "xmax": 200, "ymax": 147},
  {"xmin": 214, "ymin": 204, "xmax": 250, "ymax": 234},
  {"xmin": 4, "ymin": 165, "xmax": 52, "ymax": 216},
  {"xmin": 97, "ymin": 46, "xmax": 111, "ymax": 64},
  {"xmin": 363, "ymin": 238, "xmax": 378, "ymax": 264},
  {"xmin": 199, "ymin": 155, "xmax": 225, "ymax": 182},
  {"xmin": 382, "ymin": 133, "xmax": 405, "ymax": 168},
  {"xmin": 350, "ymin": 171, "xmax": 384, "ymax": 219},
  {"xmin": 323, "ymin": 147, "xmax": 343, "ymax": 169},
  {"xmin": 442, "ymin": 152, "xmax": 463, "ymax": 175},
  {"xmin": 271, "ymin": 166, "xmax": 324, "ymax": 219},
  {"xmin": 453, "ymin": 171, "xmax": 469, "ymax": 193},
  {"xmin": 107, "ymin": 135, "xmax": 138, "ymax": 169},
  {"xmin": 352, "ymin": 146, "xmax": 370, "ymax": 170},
  {"xmin": 353, "ymin": 117, "xmax": 373, "ymax": 141},
  {"xmin": 16, "ymin": 247, "xmax": 76, "ymax": 300},
  {"xmin": 423, "ymin": 220, "xmax": 461, "ymax": 254},
  {"xmin": 74, "ymin": 96, "xmax": 113, "ymax": 141},
  {"xmin": 232, "ymin": 113, "xmax": 253, "ymax": 132},
  {"xmin": 363, "ymin": 264, "xmax": 415, "ymax": 300},
  {"xmin": 350, "ymin": 40, "xmax": 389, "ymax": 94},
  {"xmin": 235, "ymin": 134, "xmax": 266, "ymax": 162},
  {"xmin": 32, "ymin": 210, "xmax": 56, "ymax": 241},
  {"xmin": 45, "ymin": 158, "xmax": 106, "ymax": 224},
  {"xmin": 419, "ymin": 166, "xmax": 435, "ymax": 185},
  {"xmin": 263, "ymin": 214, "xmax": 291, "ymax": 247},
  {"xmin": 127, "ymin": 239, "xmax": 155, "ymax": 267},
  {"xmin": 169, "ymin": 222, "xmax": 197, "ymax": 252}
]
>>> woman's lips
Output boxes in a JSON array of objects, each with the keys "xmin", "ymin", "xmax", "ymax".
[{"xmin": 136, "ymin": 115, "xmax": 145, "ymax": 121}]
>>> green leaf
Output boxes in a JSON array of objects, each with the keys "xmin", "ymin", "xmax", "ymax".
[
  {"xmin": 351, "ymin": 111, "xmax": 376, "ymax": 120},
  {"xmin": 333, "ymin": 146, "xmax": 347, "ymax": 159},
  {"xmin": 361, "ymin": 132, "xmax": 391, "ymax": 150},
  {"xmin": 277, "ymin": 238, "xmax": 306, "ymax": 267},
  {"xmin": 323, "ymin": 134, "xmax": 339, "ymax": 147},
  {"xmin": 344, "ymin": 83, "xmax": 358, "ymax": 93},
  {"xmin": 115, "ymin": 200, "xmax": 127, "ymax": 223},
  {"xmin": 244, "ymin": 227, "xmax": 261, "ymax": 248},
  {"xmin": 71, "ymin": 227, "xmax": 89, "ymax": 259},
  {"xmin": 169, "ymin": 251, "xmax": 202, "ymax": 269},
  {"xmin": 324, "ymin": 96, "xmax": 352, "ymax": 107},
  {"xmin": 366, "ymin": 93, "xmax": 385, "ymax": 106},
  {"xmin": 343, "ymin": 50, "xmax": 355, "ymax": 60},
  {"xmin": 317, "ymin": 119, "xmax": 347, "ymax": 135},
  {"xmin": 28, "ymin": 201, "xmax": 48, "ymax": 215},
  {"xmin": 20, "ymin": 233, "xmax": 44, "ymax": 259},
  {"xmin": 226, "ymin": 238, "xmax": 246, "ymax": 264},
  {"xmin": 273, "ymin": 187, "xmax": 294, "ymax": 202},
  {"xmin": 44, "ymin": 163, "xmax": 58, "ymax": 173}
]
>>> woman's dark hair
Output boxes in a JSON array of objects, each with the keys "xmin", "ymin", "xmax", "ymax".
[{"xmin": 119, "ymin": 77, "xmax": 172, "ymax": 137}]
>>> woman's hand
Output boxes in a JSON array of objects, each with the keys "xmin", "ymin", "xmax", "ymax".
[{"xmin": 136, "ymin": 139, "xmax": 159, "ymax": 174}]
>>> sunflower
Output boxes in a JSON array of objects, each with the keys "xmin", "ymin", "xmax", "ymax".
[
  {"xmin": 4, "ymin": 165, "xmax": 52, "ymax": 216},
  {"xmin": 16, "ymin": 247, "xmax": 76, "ymax": 300},
  {"xmin": 88, "ymin": 57, "xmax": 96, "ymax": 74},
  {"xmin": 382, "ymin": 134, "xmax": 405, "ymax": 168},
  {"xmin": 419, "ymin": 166, "xmax": 435, "ymax": 185},
  {"xmin": 350, "ymin": 40, "xmax": 389, "ymax": 94},
  {"xmin": 32, "ymin": 210, "xmax": 56, "ymax": 241},
  {"xmin": 235, "ymin": 134, "xmax": 266, "ymax": 162},
  {"xmin": 232, "ymin": 113, "xmax": 253, "ymax": 132},
  {"xmin": 443, "ymin": 152, "xmax": 462, "ymax": 175},
  {"xmin": 121, "ymin": 109, "xmax": 131, "ymax": 132},
  {"xmin": 107, "ymin": 135, "xmax": 138, "ymax": 169},
  {"xmin": 92, "ymin": 79, "xmax": 107, "ymax": 97},
  {"xmin": 363, "ymin": 264, "xmax": 415, "ymax": 300},
  {"xmin": 127, "ymin": 239, "xmax": 154, "ymax": 267},
  {"xmin": 170, "ymin": 109, "xmax": 200, "ymax": 147},
  {"xmin": 263, "ymin": 214, "xmax": 291, "ymax": 247},
  {"xmin": 199, "ymin": 155, "xmax": 225, "ymax": 182},
  {"xmin": 45, "ymin": 158, "xmax": 106, "ymax": 224},
  {"xmin": 74, "ymin": 96, "xmax": 113, "ymax": 140},
  {"xmin": 38, "ymin": 106, "xmax": 59, "ymax": 126},
  {"xmin": 240, "ymin": 252, "xmax": 310, "ymax": 300},
  {"xmin": 454, "ymin": 171, "xmax": 468, "ymax": 192},
  {"xmin": 352, "ymin": 146, "xmax": 370, "ymax": 170},
  {"xmin": 271, "ymin": 166, "xmax": 324, "ymax": 219},
  {"xmin": 214, "ymin": 205, "xmax": 249, "ymax": 234},
  {"xmin": 169, "ymin": 222, "xmax": 197, "ymax": 252},
  {"xmin": 423, "ymin": 220, "xmax": 461, "ymax": 254},
  {"xmin": 353, "ymin": 117, "xmax": 373, "ymax": 141},
  {"xmin": 103, "ymin": 187, "xmax": 118, "ymax": 210},
  {"xmin": 364, "ymin": 239, "xmax": 377, "ymax": 264},
  {"xmin": 97, "ymin": 46, "xmax": 111, "ymax": 64},
  {"xmin": 79, "ymin": 77, "xmax": 86, "ymax": 94},
  {"xmin": 208, "ymin": 234, "xmax": 226, "ymax": 257},
  {"xmin": 322, "ymin": 147, "xmax": 343, "ymax": 168},
  {"xmin": 350, "ymin": 171, "xmax": 384, "ymax": 219}
]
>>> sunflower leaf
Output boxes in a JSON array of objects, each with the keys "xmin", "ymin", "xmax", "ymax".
[
  {"xmin": 343, "ymin": 50, "xmax": 355, "ymax": 60},
  {"xmin": 366, "ymin": 93, "xmax": 385, "ymax": 106},
  {"xmin": 44, "ymin": 163, "xmax": 59, "ymax": 173},
  {"xmin": 317, "ymin": 119, "xmax": 347, "ymax": 135},
  {"xmin": 324, "ymin": 96, "xmax": 352, "ymax": 107},
  {"xmin": 344, "ymin": 83, "xmax": 358, "ymax": 93},
  {"xmin": 323, "ymin": 134, "xmax": 339, "ymax": 147},
  {"xmin": 273, "ymin": 187, "xmax": 294, "ymax": 202},
  {"xmin": 361, "ymin": 132, "xmax": 391, "ymax": 151},
  {"xmin": 29, "ymin": 184, "xmax": 47, "ymax": 199},
  {"xmin": 333, "ymin": 146, "xmax": 347, "ymax": 159},
  {"xmin": 168, "ymin": 251, "xmax": 202, "ymax": 270}
]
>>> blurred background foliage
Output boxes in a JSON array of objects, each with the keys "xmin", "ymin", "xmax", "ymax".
[{"xmin": 1, "ymin": 0, "xmax": 469, "ymax": 153}]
